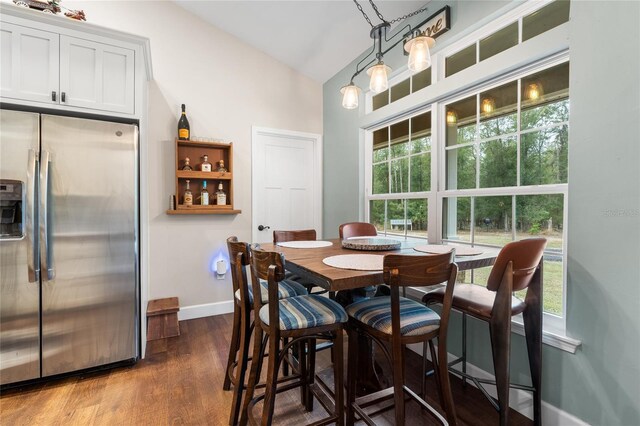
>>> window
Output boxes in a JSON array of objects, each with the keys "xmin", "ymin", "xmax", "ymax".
[
  {"xmin": 372, "ymin": 68, "xmax": 432, "ymax": 111},
  {"xmin": 444, "ymin": 1, "xmax": 569, "ymax": 77},
  {"xmin": 443, "ymin": 62, "xmax": 569, "ymax": 317},
  {"xmin": 364, "ymin": 1, "xmax": 572, "ymax": 334},
  {"xmin": 369, "ymin": 112, "xmax": 432, "ymax": 239}
]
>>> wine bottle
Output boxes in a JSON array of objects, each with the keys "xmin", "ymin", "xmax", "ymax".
[
  {"xmin": 200, "ymin": 181, "xmax": 210, "ymax": 206},
  {"xmin": 178, "ymin": 104, "xmax": 190, "ymax": 140}
]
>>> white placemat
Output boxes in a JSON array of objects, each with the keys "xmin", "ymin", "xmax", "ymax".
[
  {"xmin": 413, "ymin": 245, "xmax": 483, "ymax": 256},
  {"xmin": 277, "ymin": 240, "xmax": 333, "ymax": 249},
  {"xmin": 322, "ymin": 254, "xmax": 384, "ymax": 271}
]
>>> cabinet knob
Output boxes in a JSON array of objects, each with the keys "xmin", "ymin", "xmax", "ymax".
[
  {"xmin": 51, "ymin": 91, "xmax": 56, "ymax": 102},
  {"xmin": 258, "ymin": 225, "xmax": 270, "ymax": 231}
]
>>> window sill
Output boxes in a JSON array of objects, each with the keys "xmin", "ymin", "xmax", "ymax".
[{"xmin": 406, "ymin": 287, "xmax": 582, "ymax": 354}]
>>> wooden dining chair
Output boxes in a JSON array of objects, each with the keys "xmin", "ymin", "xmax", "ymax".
[
  {"xmin": 272, "ymin": 229, "xmax": 326, "ymax": 295},
  {"xmin": 223, "ymin": 237, "xmax": 308, "ymax": 426},
  {"xmin": 345, "ymin": 252, "xmax": 459, "ymax": 426},
  {"xmin": 339, "ymin": 222, "xmax": 377, "ymax": 240},
  {"xmin": 423, "ymin": 238, "xmax": 546, "ymax": 426},
  {"xmin": 273, "ymin": 229, "xmax": 316, "ymax": 244},
  {"xmin": 242, "ymin": 245, "xmax": 347, "ymax": 426}
]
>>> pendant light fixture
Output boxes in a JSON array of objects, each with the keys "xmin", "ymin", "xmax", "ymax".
[
  {"xmin": 340, "ymin": 82, "xmax": 361, "ymax": 109},
  {"xmin": 339, "ymin": 2, "xmax": 450, "ymax": 110},
  {"xmin": 446, "ymin": 110, "xmax": 458, "ymax": 126},
  {"xmin": 404, "ymin": 32, "xmax": 435, "ymax": 72}
]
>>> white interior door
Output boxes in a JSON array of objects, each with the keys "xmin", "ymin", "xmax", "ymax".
[{"xmin": 252, "ymin": 127, "xmax": 322, "ymax": 243}]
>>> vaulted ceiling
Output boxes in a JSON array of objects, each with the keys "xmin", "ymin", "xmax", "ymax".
[{"xmin": 174, "ymin": 1, "xmax": 430, "ymax": 83}]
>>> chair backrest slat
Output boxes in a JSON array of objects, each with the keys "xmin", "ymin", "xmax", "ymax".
[
  {"xmin": 227, "ymin": 236, "xmax": 251, "ymax": 301},
  {"xmin": 486, "ymin": 238, "xmax": 547, "ymax": 292},
  {"xmin": 383, "ymin": 252, "xmax": 455, "ymax": 287},
  {"xmin": 273, "ymin": 229, "xmax": 316, "ymax": 244},
  {"xmin": 339, "ymin": 222, "xmax": 377, "ymax": 240}
]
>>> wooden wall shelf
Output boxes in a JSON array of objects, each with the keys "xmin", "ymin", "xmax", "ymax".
[
  {"xmin": 168, "ymin": 139, "xmax": 239, "ymax": 215},
  {"xmin": 166, "ymin": 209, "xmax": 242, "ymax": 215}
]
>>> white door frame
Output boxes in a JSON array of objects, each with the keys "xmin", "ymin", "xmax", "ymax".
[{"xmin": 251, "ymin": 126, "xmax": 323, "ymax": 243}]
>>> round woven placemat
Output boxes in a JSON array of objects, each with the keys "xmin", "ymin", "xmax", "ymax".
[{"xmin": 322, "ymin": 254, "xmax": 384, "ymax": 271}]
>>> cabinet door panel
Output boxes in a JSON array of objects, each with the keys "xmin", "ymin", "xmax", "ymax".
[
  {"xmin": 60, "ymin": 36, "xmax": 134, "ymax": 114},
  {"xmin": 0, "ymin": 23, "xmax": 59, "ymax": 104}
]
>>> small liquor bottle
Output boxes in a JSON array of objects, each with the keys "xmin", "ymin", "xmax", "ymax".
[
  {"xmin": 182, "ymin": 157, "xmax": 193, "ymax": 171},
  {"xmin": 184, "ymin": 180, "xmax": 193, "ymax": 206},
  {"xmin": 216, "ymin": 160, "xmax": 227, "ymax": 173},
  {"xmin": 216, "ymin": 183, "xmax": 226, "ymax": 205},
  {"xmin": 200, "ymin": 181, "xmax": 210, "ymax": 206},
  {"xmin": 201, "ymin": 155, "xmax": 212, "ymax": 172}
]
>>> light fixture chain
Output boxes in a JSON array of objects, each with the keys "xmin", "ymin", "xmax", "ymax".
[
  {"xmin": 388, "ymin": 6, "xmax": 430, "ymax": 25},
  {"xmin": 352, "ymin": 0, "xmax": 374, "ymax": 28},
  {"xmin": 368, "ymin": 0, "xmax": 387, "ymax": 23}
]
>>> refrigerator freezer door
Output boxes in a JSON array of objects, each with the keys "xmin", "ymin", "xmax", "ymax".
[
  {"xmin": 0, "ymin": 110, "xmax": 40, "ymax": 385},
  {"xmin": 40, "ymin": 115, "xmax": 138, "ymax": 377}
]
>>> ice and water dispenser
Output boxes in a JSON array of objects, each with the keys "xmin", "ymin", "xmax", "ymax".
[{"xmin": 0, "ymin": 179, "xmax": 24, "ymax": 239}]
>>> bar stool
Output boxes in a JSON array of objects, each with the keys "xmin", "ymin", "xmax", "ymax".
[
  {"xmin": 345, "ymin": 252, "xmax": 459, "ymax": 426},
  {"xmin": 223, "ymin": 237, "xmax": 308, "ymax": 426},
  {"xmin": 339, "ymin": 222, "xmax": 377, "ymax": 240},
  {"xmin": 242, "ymin": 245, "xmax": 347, "ymax": 426},
  {"xmin": 423, "ymin": 238, "xmax": 546, "ymax": 426}
]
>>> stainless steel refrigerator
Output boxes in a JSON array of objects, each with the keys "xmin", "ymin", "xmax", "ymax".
[{"xmin": 0, "ymin": 110, "xmax": 139, "ymax": 386}]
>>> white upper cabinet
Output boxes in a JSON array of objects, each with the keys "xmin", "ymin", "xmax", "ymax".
[
  {"xmin": 0, "ymin": 5, "xmax": 149, "ymax": 117},
  {"xmin": 59, "ymin": 36, "xmax": 135, "ymax": 114},
  {"xmin": 1, "ymin": 22, "xmax": 60, "ymax": 105}
]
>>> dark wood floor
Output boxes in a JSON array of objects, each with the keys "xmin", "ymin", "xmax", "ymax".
[{"xmin": 0, "ymin": 314, "xmax": 531, "ymax": 425}]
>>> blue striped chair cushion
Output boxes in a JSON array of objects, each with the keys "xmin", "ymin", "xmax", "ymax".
[
  {"xmin": 346, "ymin": 296, "xmax": 440, "ymax": 336},
  {"xmin": 259, "ymin": 295, "xmax": 347, "ymax": 331},
  {"xmin": 234, "ymin": 279, "xmax": 307, "ymax": 305}
]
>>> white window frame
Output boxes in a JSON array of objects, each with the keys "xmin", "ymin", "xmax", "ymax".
[{"xmin": 362, "ymin": 0, "xmax": 577, "ymax": 347}]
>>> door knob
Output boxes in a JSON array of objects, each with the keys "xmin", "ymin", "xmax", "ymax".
[{"xmin": 258, "ymin": 225, "xmax": 270, "ymax": 231}]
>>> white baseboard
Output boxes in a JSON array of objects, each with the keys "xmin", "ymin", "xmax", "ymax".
[
  {"xmin": 407, "ymin": 344, "xmax": 588, "ymax": 426},
  {"xmin": 178, "ymin": 300, "xmax": 235, "ymax": 321}
]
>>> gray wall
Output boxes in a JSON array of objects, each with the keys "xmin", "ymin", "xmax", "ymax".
[{"xmin": 322, "ymin": 1, "xmax": 640, "ymax": 424}]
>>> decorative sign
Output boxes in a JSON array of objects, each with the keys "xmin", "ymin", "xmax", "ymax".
[
  {"xmin": 423, "ymin": 6, "xmax": 450, "ymax": 39},
  {"xmin": 406, "ymin": 5, "xmax": 451, "ymax": 46}
]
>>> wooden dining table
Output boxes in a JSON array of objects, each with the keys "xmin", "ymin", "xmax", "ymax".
[
  {"xmin": 260, "ymin": 238, "xmax": 498, "ymax": 292},
  {"xmin": 259, "ymin": 237, "xmax": 499, "ymax": 396}
]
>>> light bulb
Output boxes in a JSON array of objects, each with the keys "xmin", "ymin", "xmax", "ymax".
[
  {"xmin": 405, "ymin": 34, "xmax": 434, "ymax": 72},
  {"xmin": 481, "ymin": 97, "xmax": 495, "ymax": 115},
  {"xmin": 367, "ymin": 63, "xmax": 391, "ymax": 94},
  {"xmin": 340, "ymin": 84, "xmax": 360, "ymax": 109}
]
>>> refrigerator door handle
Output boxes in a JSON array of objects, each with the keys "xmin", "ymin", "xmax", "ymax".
[
  {"xmin": 27, "ymin": 149, "xmax": 39, "ymax": 282},
  {"xmin": 39, "ymin": 150, "xmax": 54, "ymax": 281}
]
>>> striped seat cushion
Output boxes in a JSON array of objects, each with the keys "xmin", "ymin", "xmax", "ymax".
[
  {"xmin": 347, "ymin": 296, "xmax": 440, "ymax": 336},
  {"xmin": 235, "ymin": 279, "xmax": 308, "ymax": 305},
  {"xmin": 259, "ymin": 295, "xmax": 347, "ymax": 331}
]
